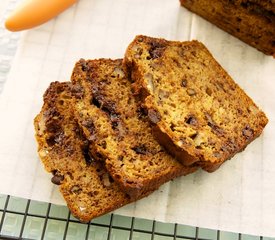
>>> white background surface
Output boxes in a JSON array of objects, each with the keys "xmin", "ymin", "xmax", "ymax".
[{"xmin": 0, "ymin": 0, "xmax": 275, "ymax": 237}]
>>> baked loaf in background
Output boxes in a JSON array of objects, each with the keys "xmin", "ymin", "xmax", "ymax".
[
  {"xmin": 124, "ymin": 35, "xmax": 268, "ymax": 172},
  {"xmin": 71, "ymin": 58, "xmax": 197, "ymax": 198},
  {"xmin": 34, "ymin": 82, "xmax": 151, "ymax": 222},
  {"xmin": 180, "ymin": 0, "xmax": 275, "ymax": 56}
]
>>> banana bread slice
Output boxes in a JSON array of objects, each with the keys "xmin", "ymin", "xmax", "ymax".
[
  {"xmin": 34, "ymin": 81, "xmax": 151, "ymax": 222},
  {"xmin": 180, "ymin": 0, "xmax": 275, "ymax": 56},
  {"xmin": 71, "ymin": 58, "xmax": 197, "ymax": 198},
  {"xmin": 124, "ymin": 35, "xmax": 268, "ymax": 172}
]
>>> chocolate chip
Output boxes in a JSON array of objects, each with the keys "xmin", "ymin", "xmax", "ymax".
[
  {"xmin": 55, "ymin": 131, "xmax": 65, "ymax": 144},
  {"xmin": 71, "ymin": 185, "xmax": 82, "ymax": 194},
  {"xmin": 109, "ymin": 110, "xmax": 120, "ymax": 130},
  {"xmin": 91, "ymin": 96, "xmax": 101, "ymax": 108},
  {"xmin": 136, "ymin": 107, "xmax": 147, "ymax": 119},
  {"xmin": 82, "ymin": 144, "xmax": 93, "ymax": 165},
  {"xmin": 92, "ymin": 93, "xmax": 119, "ymax": 120},
  {"xmin": 118, "ymin": 155, "xmax": 124, "ymax": 161},
  {"xmin": 91, "ymin": 85, "xmax": 105, "ymax": 107},
  {"xmin": 44, "ymin": 108, "xmax": 62, "ymax": 132},
  {"xmin": 45, "ymin": 120, "xmax": 62, "ymax": 133},
  {"xmin": 149, "ymin": 42, "xmax": 166, "ymax": 59},
  {"xmin": 46, "ymin": 131, "xmax": 65, "ymax": 146},
  {"xmin": 79, "ymin": 58, "xmax": 89, "ymax": 71},
  {"xmin": 46, "ymin": 136, "xmax": 56, "ymax": 147},
  {"xmin": 205, "ymin": 114, "xmax": 224, "ymax": 136},
  {"xmin": 208, "ymin": 122, "xmax": 224, "ymax": 136},
  {"xmin": 185, "ymin": 116, "xmax": 197, "ymax": 125},
  {"xmin": 132, "ymin": 144, "xmax": 148, "ymax": 155},
  {"xmin": 82, "ymin": 119, "xmax": 95, "ymax": 135},
  {"xmin": 71, "ymin": 84, "xmax": 84, "ymax": 99},
  {"xmin": 170, "ymin": 123, "xmax": 176, "ymax": 131},
  {"xmin": 111, "ymin": 120, "xmax": 119, "ymax": 129},
  {"xmin": 241, "ymin": 2, "xmax": 249, "ymax": 8},
  {"xmin": 181, "ymin": 79, "xmax": 187, "ymax": 87},
  {"xmin": 237, "ymin": 108, "xmax": 243, "ymax": 115},
  {"xmin": 150, "ymin": 48, "xmax": 165, "ymax": 59},
  {"xmin": 109, "ymin": 176, "xmax": 114, "ymax": 183},
  {"xmin": 95, "ymin": 152, "xmax": 105, "ymax": 160},
  {"xmin": 242, "ymin": 126, "xmax": 254, "ymax": 139},
  {"xmin": 148, "ymin": 109, "xmax": 161, "ymax": 124},
  {"xmin": 109, "ymin": 111, "xmax": 119, "ymax": 121},
  {"xmin": 51, "ymin": 172, "xmax": 64, "ymax": 185},
  {"xmin": 189, "ymin": 133, "xmax": 198, "ymax": 140}
]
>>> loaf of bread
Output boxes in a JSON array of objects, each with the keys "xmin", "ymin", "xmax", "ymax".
[
  {"xmin": 124, "ymin": 35, "xmax": 268, "ymax": 172},
  {"xmin": 34, "ymin": 82, "xmax": 151, "ymax": 222},
  {"xmin": 180, "ymin": 0, "xmax": 275, "ymax": 56},
  {"xmin": 70, "ymin": 58, "xmax": 197, "ymax": 198}
]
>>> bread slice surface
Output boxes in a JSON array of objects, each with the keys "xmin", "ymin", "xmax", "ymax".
[
  {"xmin": 34, "ymin": 81, "xmax": 149, "ymax": 222},
  {"xmin": 71, "ymin": 58, "xmax": 197, "ymax": 198},
  {"xmin": 124, "ymin": 35, "xmax": 268, "ymax": 172}
]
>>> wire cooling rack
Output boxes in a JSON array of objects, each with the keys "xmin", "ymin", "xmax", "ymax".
[
  {"xmin": 1, "ymin": 194, "xmax": 273, "ymax": 240},
  {"xmin": 1, "ymin": 1, "xmax": 275, "ymax": 240}
]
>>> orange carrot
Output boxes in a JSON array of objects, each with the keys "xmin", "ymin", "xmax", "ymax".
[{"xmin": 5, "ymin": 0, "xmax": 77, "ymax": 32}]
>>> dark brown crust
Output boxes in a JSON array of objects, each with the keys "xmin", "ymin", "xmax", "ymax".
[
  {"xmin": 64, "ymin": 187, "xmax": 153, "ymax": 223},
  {"xmin": 71, "ymin": 59, "xmax": 197, "ymax": 198},
  {"xmin": 124, "ymin": 35, "xmax": 268, "ymax": 172},
  {"xmin": 180, "ymin": 0, "xmax": 275, "ymax": 57}
]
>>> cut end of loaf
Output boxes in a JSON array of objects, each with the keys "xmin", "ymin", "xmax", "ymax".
[{"xmin": 125, "ymin": 35, "xmax": 268, "ymax": 172}]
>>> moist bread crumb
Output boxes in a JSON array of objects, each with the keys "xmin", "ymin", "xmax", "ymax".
[
  {"xmin": 124, "ymin": 35, "xmax": 268, "ymax": 172},
  {"xmin": 34, "ymin": 81, "xmax": 151, "ymax": 222},
  {"xmin": 71, "ymin": 58, "xmax": 197, "ymax": 198}
]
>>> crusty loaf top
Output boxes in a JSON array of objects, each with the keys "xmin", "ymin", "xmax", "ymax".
[
  {"xmin": 34, "ymin": 82, "xmax": 136, "ymax": 222},
  {"xmin": 71, "ymin": 58, "xmax": 197, "ymax": 197},
  {"xmin": 180, "ymin": 0, "xmax": 275, "ymax": 56},
  {"xmin": 124, "ymin": 35, "xmax": 268, "ymax": 171},
  {"xmin": 230, "ymin": 0, "xmax": 275, "ymax": 13}
]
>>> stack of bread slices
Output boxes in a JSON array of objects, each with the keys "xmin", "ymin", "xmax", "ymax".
[{"xmin": 34, "ymin": 35, "xmax": 268, "ymax": 222}]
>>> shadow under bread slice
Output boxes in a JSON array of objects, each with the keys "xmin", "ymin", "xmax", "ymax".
[
  {"xmin": 124, "ymin": 35, "xmax": 268, "ymax": 172},
  {"xmin": 70, "ymin": 59, "xmax": 197, "ymax": 198},
  {"xmin": 34, "ymin": 81, "xmax": 151, "ymax": 222}
]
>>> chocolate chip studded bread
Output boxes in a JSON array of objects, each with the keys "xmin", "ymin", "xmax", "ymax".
[
  {"xmin": 180, "ymin": 0, "xmax": 275, "ymax": 56},
  {"xmin": 70, "ymin": 58, "xmax": 197, "ymax": 198},
  {"xmin": 124, "ymin": 35, "xmax": 268, "ymax": 172},
  {"xmin": 34, "ymin": 82, "xmax": 151, "ymax": 222}
]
